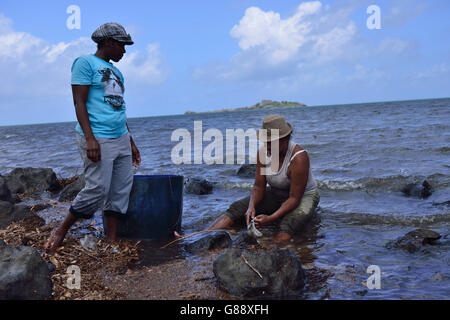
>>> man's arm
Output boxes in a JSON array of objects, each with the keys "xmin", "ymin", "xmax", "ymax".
[
  {"xmin": 126, "ymin": 122, "xmax": 141, "ymax": 166},
  {"xmin": 72, "ymin": 85, "xmax": 101, "ymax": 162}
]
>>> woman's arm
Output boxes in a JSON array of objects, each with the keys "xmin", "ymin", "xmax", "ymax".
[
  {"xmin": 245, "ymin": 148, "xmax": 267, "ymax": 225},
  {"xmin": 255, "ymin": 149, "xmax": 309, "ymax": 226}
]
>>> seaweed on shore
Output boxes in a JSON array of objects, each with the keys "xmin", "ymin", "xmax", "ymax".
[{"xmin": 0, "ymin": 218, "xmax": 141, "ymax": 300}]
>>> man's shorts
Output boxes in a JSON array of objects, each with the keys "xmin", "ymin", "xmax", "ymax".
[
  {"xmin": 69, "ymin": 132, "xmax": 133, "ymax": 220},
  {"xmin": 224, "ymin": 187, "xmax": 320, "ymax": 235}
]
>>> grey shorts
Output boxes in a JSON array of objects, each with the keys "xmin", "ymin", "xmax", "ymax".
[
  {"xmin": 70, "ymin": 132, "xmax": 133, "ymax": 219},
  {"xmin": 224, "ymin": 188, "xmax": 320, "ymax": 235}
]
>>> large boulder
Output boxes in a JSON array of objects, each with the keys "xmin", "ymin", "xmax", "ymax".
[
  {"xmin": 401, "ymin": 180, "xmax": 433, "ymax": 199},
  {"xmin": 236, "ymin": 164, "xmax": 256, "ymax": 178},
  {"xmin": 184, "ymin": 231, "xmax": 232, "ymax": 253},
  {"xmin": 213, "ymin": 248, "xmax": 305, "ymax": 298},
  {"xmin": 58, "ymin": 175, "xmax": 85, "ymax": 202},
  {"xmin": 5, "ymin": 168, "xmax": 61, "ymax": 195},
  {"xmin": 0, "ymin": 201, "xmax": 38, "ymax": 229},
  {"xmin": 0, "ymin": 240, "xmax": 52, "ymax": 299},
  {"xmin": 386, "ymin": 228, "xmax": 441, "ymax": 253},
  {"xmin": 184, "ymin": 177, "xmax": 213, "ymax": 195},
  {"xmin": 0, "ymin": 176, "xmax": 13, "ymax": 203}
]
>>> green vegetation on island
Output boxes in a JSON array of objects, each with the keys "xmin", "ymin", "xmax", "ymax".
[{"xmin": 184, "ymin": 99, "xmax": 306, "ymax": 114}]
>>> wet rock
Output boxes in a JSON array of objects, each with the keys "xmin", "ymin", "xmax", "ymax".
[
  {"xmin": 58, "ymin": 175, "xmax": 85, "ymax": 202},
  {"xmin": 0, "ymin": 201, "xmax": 41, "ymax": 229},
  {"xmin": 386, "ymin": 228, "xmax": 441, "ymax": 253},
  {"xmin": 401, "ymin": 180, "xmax": 433, "ymax": 199},
  {"xmin": 0, "ymin": 176, "xmax": 13, "ymax": 203},
  {"xmin": 232, "ymin": 230, "xmax": 259, "ymax": 247},
  {"xmin": 5, "ymin": 167, "xmax": 61, "ymax": 195},
  {"xmin": 213, "ymin": 248, "xmax": 305, "ymax": 298},
  {"xmin": 0, "ymin": 240, "xmax": 52, "ymax": 300},
  {"xmin": 237, "ymin": 164, "xmax": 256, "ymax": 178},
  {"xmin": 184, "ymin": 177, "xmax": 213, "ymax": 195},
  {"xmin": 184, "ymin": 231, "xmax": 232, "ymax": 253}
]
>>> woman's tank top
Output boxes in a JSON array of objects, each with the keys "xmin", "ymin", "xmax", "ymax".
[{"xmin": 265, "ymin": 140, "xmax": 317, "ymax": 198}]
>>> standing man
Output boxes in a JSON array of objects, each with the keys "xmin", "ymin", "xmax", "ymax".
[{"xmin": 45, "ymin": 23, "xmax": 141, "ymax": 254}]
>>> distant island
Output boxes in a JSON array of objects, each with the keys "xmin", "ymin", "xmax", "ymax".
[{"xmin": 184, "ymin": 99, "xmax": 306, "ymax": 114}]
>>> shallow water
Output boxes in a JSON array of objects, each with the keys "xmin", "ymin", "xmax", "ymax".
[{"xmin": 1, "ymin": 98, "xmax": 449, "ymax": 299}]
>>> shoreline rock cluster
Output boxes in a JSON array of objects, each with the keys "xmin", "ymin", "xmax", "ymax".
[{"xmin": 0, "ymin": 166, "xmax": 446, "ymax": 300}]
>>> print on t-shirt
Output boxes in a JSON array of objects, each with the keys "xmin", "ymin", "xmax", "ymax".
[{"xmin": 99, "ymin": 68, "xmax": 125, "ymax": 110}]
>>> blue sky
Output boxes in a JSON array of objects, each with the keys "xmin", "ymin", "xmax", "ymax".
[{"xmin": 0, "ymin": 0, "xmax": 449, "ymax": 125}]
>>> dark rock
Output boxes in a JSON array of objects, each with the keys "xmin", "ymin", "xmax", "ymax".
[
  {"xmin": 0, "ymin": 240, "xmax": 52, "ymax": 299},
  {"xmin": 0, "ymin": 176, "xmax": 13, "ymax": 203},
  {"xmin": 5, "ymin": 167, "xmax": 61, "ymax": 195},
  {"xmin": 232, "ymin": 230, "xmax": 259, "ymax": 247},
  {"xmin": 58, "ymin": 175, "xmax": 85, "ymax": 202},
  {"xmin": 213, "ymin": 248, "xmax": 305, "ymax": 298},
  {"xmin": 0, "ymin": 201, "xmax": 38, "ymax": 229},
  {"xmin": 401, "ymin": 180, "xmax": 433, "ymax": 199},
  {"xmin": 237, "ymin": 164, "xmax": 256, "ymax": 178},
  {"xmin": 47, "ymin": 262, "xmax": 56, "ymax": 273},
  {"xmin": 184, "ymin": 177, "xmax": 213, "ymax": 195},
  {"xmin": 184, "ymin": 231, "xmax": 232, "ymax": 253},
  {"xmin": 386, "ymin": 228, "xmax": 441, "ymax": 253}
]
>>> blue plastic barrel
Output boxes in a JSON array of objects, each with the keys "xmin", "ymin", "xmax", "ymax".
[{"xmin": 103, "ymin": 175, "xmax": 183, "ymax": 240}]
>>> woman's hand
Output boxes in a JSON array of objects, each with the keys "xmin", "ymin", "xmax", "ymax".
[
  {"xmin": 254, "ymin": 214, "xmax": 274, "ymax": 228},
  {"xmin": 245, "ymin": 207, "xmax": 256, "ymax": 226}
]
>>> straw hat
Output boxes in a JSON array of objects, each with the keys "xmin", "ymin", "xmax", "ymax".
[{"xmin": 257, "ymin": 114, "xmax": 293, "ymax": 142}]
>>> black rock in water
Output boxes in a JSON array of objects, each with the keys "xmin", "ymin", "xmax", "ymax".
[
  {"xmin": 236, "ymin": 164, "xmax": 256, "ymax": 178},
  {"xmin": 0, "ymin": 176, "xmax": 13, "ymax": 203},
  {"xmin": 213, "ymin": 248, "xmax": 305, "ymax": 298},
  {"xmin": 232, "ymin": 230, "xmax": 259, "ymax": 247},
  {"xmin": 184, "ymin": 231, "xmax": 232, "ymax": 253},
  {"xmin": 184, "ymin": 177, "xmax": 213, "ymax": 195},
  {"xmin": 0, "ymin": 201, "xmax": 42, "ymax": 229},
  {"xmin": 401, "ymin": 180, "xmax": 433, "ymax": 199},
  {"xmin": 5, "ymin": 167, "xmax": 61, "ymax": 195},
  {"xmin": 386, "ymin": 228, "xmax": 441, "ymax": 253},
  {"xmin": 0, "ymin": 240, "xmax": 52, "ymax": 299},
  {"xmin": 58, "ymin": 175, "xmax": 85, "ymax": 202}
]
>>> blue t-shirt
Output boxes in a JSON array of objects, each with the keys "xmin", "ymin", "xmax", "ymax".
[{"xmin": 71, "ymin": 54, "xmax": 128, "ymax": 138}]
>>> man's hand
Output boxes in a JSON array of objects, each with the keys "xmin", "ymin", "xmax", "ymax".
[
  {"xmin": 245, "ymin": 207, "xmax": 256, "ymax": 226},
  {"xmin": 130, "ymin": 137, "xmax": 141, "ymax": 166},
  {"xmin": 86, "ymin": 137, "xmax": 101, "ymax": 162},
  {"xmin": 254, "ymin": 214, "xmax": 274, "ymax": 228}
]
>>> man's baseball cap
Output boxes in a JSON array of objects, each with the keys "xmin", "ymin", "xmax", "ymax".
[{"xmin": 91, "ymin": 22, "xmax": 134, "ymax": 45}]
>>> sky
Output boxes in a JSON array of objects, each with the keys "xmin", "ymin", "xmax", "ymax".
[{"xmin": 0, "ymin": 0, "xmax": 449, "ymax": 125}]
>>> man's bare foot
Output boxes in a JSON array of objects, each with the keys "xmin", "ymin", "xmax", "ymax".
[{"xmin": 44, "ymin": 228, "xmax": 68, "ymax": 254}]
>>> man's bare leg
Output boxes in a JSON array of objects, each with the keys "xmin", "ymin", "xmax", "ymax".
[
  {"xmin": 105, "ymin": 216, "xmax": 120, "ymax": 243},
  {"xmin": 45, "ymin": 212, "xmax": 78, "ymax": 254}
]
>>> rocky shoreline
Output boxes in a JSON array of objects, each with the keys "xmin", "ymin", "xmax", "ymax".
[{"xmin": 0, "ymin": 167, "xmax": 444, "ymax": 300}]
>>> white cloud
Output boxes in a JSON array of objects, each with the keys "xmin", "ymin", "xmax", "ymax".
[
  {"xmin": 193, "ymin": 1, "xmax": 359, "ymax": 82},
  {"xmin": 0, "ymin": 13, "xmax": 168, "ymax": 99}
]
